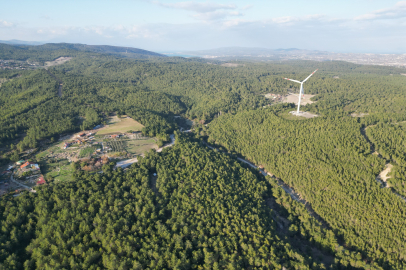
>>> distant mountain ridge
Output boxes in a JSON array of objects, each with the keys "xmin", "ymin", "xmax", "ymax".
[
  {"xmin": 0, "ymin": 42, "xmax": 166, "ymax": 61},
  {"xmin": 182, "ymin": 47, "xmax": 328, "ymax": 58},
  {"xmin": 52, "ymin": 43, "xmax": 165, "ymax": 57},
  {"xmin": 0, "ymin": 39, "xmax": 44, "ymax": 46}
]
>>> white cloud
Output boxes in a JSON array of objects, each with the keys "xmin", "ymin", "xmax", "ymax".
[
  {"xmin": 152, "ymin": 1, "xmax": 242, "ymax": 21},
  {"xmin": 126, "ymin": 25, "xmax": 161, "ymax": 39},
  {"xmin": 270, "ymin": 14, "xmax": 334, "ymax": 26},
  {"xmin": 193, "ymin": 10, "xmax": 242, "ymax": 21},
  {"xmin": 1, "ymin": 2, "xmax": 406, "ymax": 53},
  {"xmin": 241, "ymin": 5, "xmax": 253, "ymax": 11},
  {"xmin": 0, "ymin": 20, "xmax": 14, "ymax": 27},
  {"xmin": 355, "ymin": 1, "xmax": 406, "ymax": 20},
  {"xmin": 153, "ymin": 1, "xmax": 236, "ymax": 13}
]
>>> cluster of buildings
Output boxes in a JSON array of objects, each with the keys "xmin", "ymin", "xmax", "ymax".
[
  {"xmin": 15, "ymin": 160, "xmax": 45, "ymax": 186},
  {"xmin": 64, "ymin": 132, "xmax": 96, "ymax": 149},
  {"xmin": 19, "ymin": 161, "xmax": 39, "ymax": 170},
  {"xmin": 110, "ymin": 134, "xmax": 121, "ymax": 139},
  {"xmin": 0, "ymin": 59, "xmax": 38, "ymax": 70}
]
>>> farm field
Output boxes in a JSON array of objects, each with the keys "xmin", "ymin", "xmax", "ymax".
[
  {"xmin": 79, "ymin": 145, "xmax": 100, "ymax": 158},
  {"xmin": 104, "ymin": 138, "xmax": 157, "ymax": 156},
  {"xmin": 126, "ymin": 138, "xmax": 157, "ymax": 155},
  {"xmin": 41, "ymin": 159, "xmax": 73, "ymax": 182},
  {"xmin": 97, "ymin": 116, "xmax": 144, "ymax": 135}
]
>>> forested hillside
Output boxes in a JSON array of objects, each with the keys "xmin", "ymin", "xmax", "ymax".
[
  {"xmin": 1, "ymin": 44, "xmax": 406, "ymax": 269},
  {"xmin": 366, "ymin": 122, "xmax": 406, "ymax": 197},
  {"xmin": 0, "ymin": 43, "xmax": 164, "ymax": 63},
  {"xmin": 0, "ymin": 134, "xmax": 378, "ymax": 269},
  {"xmin": 1, "ymin": 45, "xmax": 406, "ymax": 154},
  {"xmin": 206, "ymin": 105, "xmax": 406, "ymax": 269}
]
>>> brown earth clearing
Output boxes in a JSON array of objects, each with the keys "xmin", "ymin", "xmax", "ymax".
[
  {"xmin": 45, "ymin": 57, "xmax": 72, "ymax": 67},
  {"xmin": 221, "ymin": 63, "xmax": 244, "ymax": 67},
  {"xmin": 351, "ymin": 112, "xmax": 369, "ymax": 117},
  {"xmin": 377, "ymin": 164, "xmax": 393, "ymax": 184},
  {"xmin": 282, "ymin": 94, "xmax": 316, "ymax": 105}
]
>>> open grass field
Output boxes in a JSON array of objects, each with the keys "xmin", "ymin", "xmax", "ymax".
[
  {"xmin": 126, "ymin": 138, "xmax": 157, "ymax": 155},
  {"xmin": 44, "ymin": 164, "xmax": 74, "ymax": 182},
  {"xmin": 97, "ymin": 116, "xmax": 144, "ymax": 135},
  {"xmin": 79, "ymin": 145, "xmax": 100, "ymax": 158},
  {"xmin": 42, "ymin": 159, "xmax": 73, "ymax": 182}
]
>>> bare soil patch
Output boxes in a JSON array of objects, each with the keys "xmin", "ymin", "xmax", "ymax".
[
  {"xmin": 282, "ymin": 94, "xmax": 315, "ymax": 105},
  {"xmin": 221, "ymin": 63, "xmax": 243, "ymax": 67},
  {"xmin": 115, "ymin": 158, "xmax": 138, "ymax": 168},
  {"xmin": 377, "ymin": 164, "xmax": 393, "ymax": 184},
  {"xmin": 351, "ymin": 112, "xmax": 369, "ymax": 117},
  {"xmin": 45, "ymin": 57, "xmax": 72, "ymax": 67},
  {"xmin": 289, "ymin": 111, "xmax": 318, "ymax": 119}
]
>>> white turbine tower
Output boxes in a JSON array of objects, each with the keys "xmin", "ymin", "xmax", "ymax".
[{"xmin": 284, "ymin": 69, "xmax": 318, "ymax": 115}]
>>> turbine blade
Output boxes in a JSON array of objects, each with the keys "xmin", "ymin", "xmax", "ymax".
[
  {"xmin": 284, "ymin": 78, "xmax": 301, "ymax": 84},
  {"xmin": 302, "ymin": 69, "xmax": 318, "ymax": 83}
]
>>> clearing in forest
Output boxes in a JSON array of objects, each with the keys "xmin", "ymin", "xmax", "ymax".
[
  {"xmin": 45, "ymin": 57, "xmax": 72, "ymax": 67},
  {"xmin": 126, "ymin": 138, "xmax": 158, "ymax": 155},
  {"xmin": 377, "ymin": 164, "xmax": 393, "ymax": 184},
  {"xmin": 282, "ymin": 94, "xmax": 315, "ymax": 105},
  {"xmin": 97, "ymin": 116, "xmax": 144, "ymax": 135},
  {"xmin": 279, "ymin": 110, "xmax": 318, "ymax": 120},
  {"xmin": 351, "ymin": 112, "xmax": 369, "ymax": 117},
  {"xmin": 221, "ymin": 63, "xmax": 243, "ymax": 67}
]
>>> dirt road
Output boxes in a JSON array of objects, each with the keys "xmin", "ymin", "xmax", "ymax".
[
  {"xmin": 156, "ymin": 134, "xmax": 175, "ymax": 152},
  {"xmin": 10, "ymin": 174, "xmax": 32, "ymax": 191},
  {"xmin": 362, "ymin": 125, "xmax": 406, "ymax": 202},
  {"xmin": 115, "ymin": 158, "xmax": 138, "ymax": 168},
  {"xmin": 45, "ymin": 69, "xmax": 63, "ymax": 97}
]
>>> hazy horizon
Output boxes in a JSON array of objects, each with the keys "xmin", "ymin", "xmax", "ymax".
[{"xmin": 1, "ymin": 0, "xmax": 406, "ymax": 54}]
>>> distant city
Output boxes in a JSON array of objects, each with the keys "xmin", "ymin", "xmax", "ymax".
[
  {"xmin": 278, "ymin": 52, "xmax": 406, "ymax": 68},
  {"xmin": 181, "ymin": 47, "xmax": 406, "ymax": 68}
]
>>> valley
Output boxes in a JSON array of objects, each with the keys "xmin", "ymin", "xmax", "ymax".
[{"xmin": 0, "ymin": 42, "xmax": 406, "ymax": 269}]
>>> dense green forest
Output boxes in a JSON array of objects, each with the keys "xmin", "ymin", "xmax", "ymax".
[
  {"xmin": 1, "ymin": 44, "xmax": 406, "ymax": 155},
  {"xmin": 0, "ymin": 134, "xmax": 383, "ymax": 269},
  {"xmin": 206, "ymin": 105, "xmax": 406, "ymax": 269},
  {"xmin": 2, "ymin": 43, "xmax": 406, "ymax": 269},
  {"xmin": 0, "ymin": 43, "xmax": 164, "ymax": 63},
  {"xmin": 366, "ymin": 122, "xmax": 406, "ymax": 197}
]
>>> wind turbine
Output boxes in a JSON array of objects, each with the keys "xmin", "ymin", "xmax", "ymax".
[{"xmin": 284, "ymin": 69, "xmax": 318, "ymax": 115}]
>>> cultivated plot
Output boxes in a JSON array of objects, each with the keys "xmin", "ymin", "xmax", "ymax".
[{"xmin": 97, "ymin": 116, "xmax": 144, "ymax": 135}]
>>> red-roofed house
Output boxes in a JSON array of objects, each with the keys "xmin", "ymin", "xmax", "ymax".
[
  {"xmin": 37, "ymin": 176, "xmax": 46, "ymax": 185},
  {"xmin": 20, "ymin": 161, "xmax": 33, "ymax": 169}
]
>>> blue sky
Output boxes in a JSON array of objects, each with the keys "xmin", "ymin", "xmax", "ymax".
[{"xmin": 1, "ymin": 0, "xmax": 405, "ymax": 53}]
